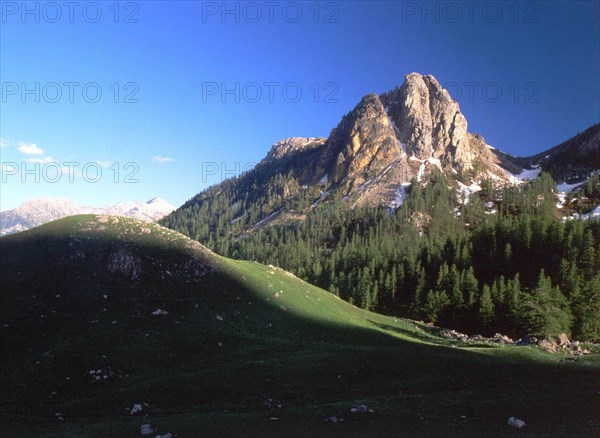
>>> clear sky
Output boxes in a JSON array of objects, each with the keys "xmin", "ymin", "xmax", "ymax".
[{"xmin": 1, "ymin": 0, "xmax": 598, "ymax": 211}]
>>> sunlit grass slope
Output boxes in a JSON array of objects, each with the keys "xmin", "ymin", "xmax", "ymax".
[{"xmin": 1, "ymin": 215, "xmax": 598, "ymax": 437}]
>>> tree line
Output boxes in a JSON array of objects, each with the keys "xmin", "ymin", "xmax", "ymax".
[{"xmin": 161, "ymin": 171, "xmax": 600, "ymax": 341}]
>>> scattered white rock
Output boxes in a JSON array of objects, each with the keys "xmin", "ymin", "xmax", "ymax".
[
  {"xmin": 140, "ymin": 424, "xmax": 154, "ymax": 436},
  {"xmin": 131, "ymin": 404, "xmax": 143, "ymax": 415},
  {"xmin": 491, "ymin": 333, "xmax": 513, "ymax": 344},
  {"xmin": 508, "ymin": 417, "xmax": 526, "ymax": 429},
  {"xmin": 350, "ymin": 404, "xmax": 374, "ymax": 414},
  {"xmin": 152, "ymin": 309, "xmax": 168, "ymax": 316},
  {"xmin": 558, "ymin": 333, "xmax": 571, "ymax": 348}
]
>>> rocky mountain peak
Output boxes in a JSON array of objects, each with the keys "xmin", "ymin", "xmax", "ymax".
[
  {"xmin": 317, "ymin": 72, "xmax": 501, "ymax": 197},
  {"xmin": 381, "ymin": 72, "xmax": 493, "ymax": 171}
]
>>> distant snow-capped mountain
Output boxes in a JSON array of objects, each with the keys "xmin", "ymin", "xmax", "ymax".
[{"xmin": 0, "ymin": 196, "xmax": 175, "ymax": 235}]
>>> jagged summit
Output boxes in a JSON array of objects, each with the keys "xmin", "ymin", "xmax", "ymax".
[
  {"xmin": 381, "ymin": 72, "xmax": 494, "ymax": 170},
  {"xmin": 310, "ymin": 72, "xmax": 508, "ymax": 200}
]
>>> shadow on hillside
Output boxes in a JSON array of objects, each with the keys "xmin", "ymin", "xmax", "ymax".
[
  {"xmin": 365, "ymin": 319, "xmax": 444, "ymax": 344},
  {"xmin": 366, "ymin": 320, "xmax": 499, "ymax": 349}
]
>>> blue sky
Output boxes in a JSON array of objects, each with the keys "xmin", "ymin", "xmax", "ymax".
[{"xmin": 1, "ymin": 0, "xmax": 598, "ymax": 211}]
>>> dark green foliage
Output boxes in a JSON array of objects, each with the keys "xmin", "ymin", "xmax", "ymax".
[
  {"xmin": 518, "ymin": 270, "xmax": 573, "ymax": 337},
  {"xmin": 422, "ymin": 290, "xmax": 450, "ymax": 323},
  {"xmin": 478, "ymin": 285, "xmax": 494, "ymax": 326},
  {"xmin": 162, "ymin": 172, "xmax": 600, "ymax": 340}
]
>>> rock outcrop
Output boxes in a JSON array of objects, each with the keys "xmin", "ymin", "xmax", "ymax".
[
  {"xmin": 316, "ymin": 72, "xmax": 505, "ymax": 200},
  {"xmin": 265, "ymin": 137, "xmax": 326, "ymax": 162},
  {"xmin": 381, "ymin": 73, "xmax": 496, "ymax": 172},
  {"xmin": 321, "ymin": 93, "xmax": 404, "ymax": 191}
]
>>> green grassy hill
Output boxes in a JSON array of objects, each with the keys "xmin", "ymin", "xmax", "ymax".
[{"xmin": 1, "ymin": 215, "xmax": 598, "ymax": 437}]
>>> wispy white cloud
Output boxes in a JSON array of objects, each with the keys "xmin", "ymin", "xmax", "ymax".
[
  {"xmin": 151, "ymin": 155, "xmax": 174, "ymax": 164},
  {"xmin": 17, "ymin": 142, "xmax": 44, "ymax": 155},
  {"xmin": 0, "ymin": 138, "xmax": 8, "ymax": 149},
  {"xmin": 95, "ymin": 160, "xmax": 113, "ymax": 168},
  {"xmin": 27, "ymin": 156, "xmax": 56, "ymax": 164}
]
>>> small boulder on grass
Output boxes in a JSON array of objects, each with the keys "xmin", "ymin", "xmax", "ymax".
[
  {"xmin": 350, "ymin": 404, "xmax": 374, "ymax": 414},
  {"xmin": 140, "ymin": 424, "xmax": 154, "ymax": 435},
  {"xmin": 558, "ymin": 333, "xmax": 571, "ymax": 348},
  {"xmin": 508, "ymin": 417, "xmax": 526, "ymax": 429}
]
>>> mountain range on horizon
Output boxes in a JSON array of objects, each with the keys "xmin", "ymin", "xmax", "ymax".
[
  {"xmin": 0, "ymin": 196, "xmax": 175, "ymax": 236},
  {"xmin": 4, "ymin": 73, "xmax": 598, "ymax": 238}
]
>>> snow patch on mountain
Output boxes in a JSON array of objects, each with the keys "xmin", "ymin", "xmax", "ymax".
[
  {"xmin": 426, "ymin": 157, "xmax": 442, "ymax": 171},
  {"xmin": 555, "ymin": 181, "xmax": 587, "ymax": 209},
  {"xmin": 564, "ymin": 205, "xmax": 600, "ymax": 221},
  {"xmin": 585, "ymin": 205, "xmax": 600, "ymax": 219},
  {"xmin": 389, "ymin": 182, "xmax": 411, "ymax": 209},
  {"xmin": 556, "ymin": 181, "xmax": 585, "ymax": 193},
  {"xmin": 509, "ymin": 165, "xmax": 542, "ymax": 184},
  {"xmin": 457, "ymin": 181, "xmax": 482, "ymax": 205}
]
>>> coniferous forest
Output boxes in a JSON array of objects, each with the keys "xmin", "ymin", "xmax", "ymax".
[{"xmin": 161, "ymin": 171, "xmax": 600, "ymax": 341}]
